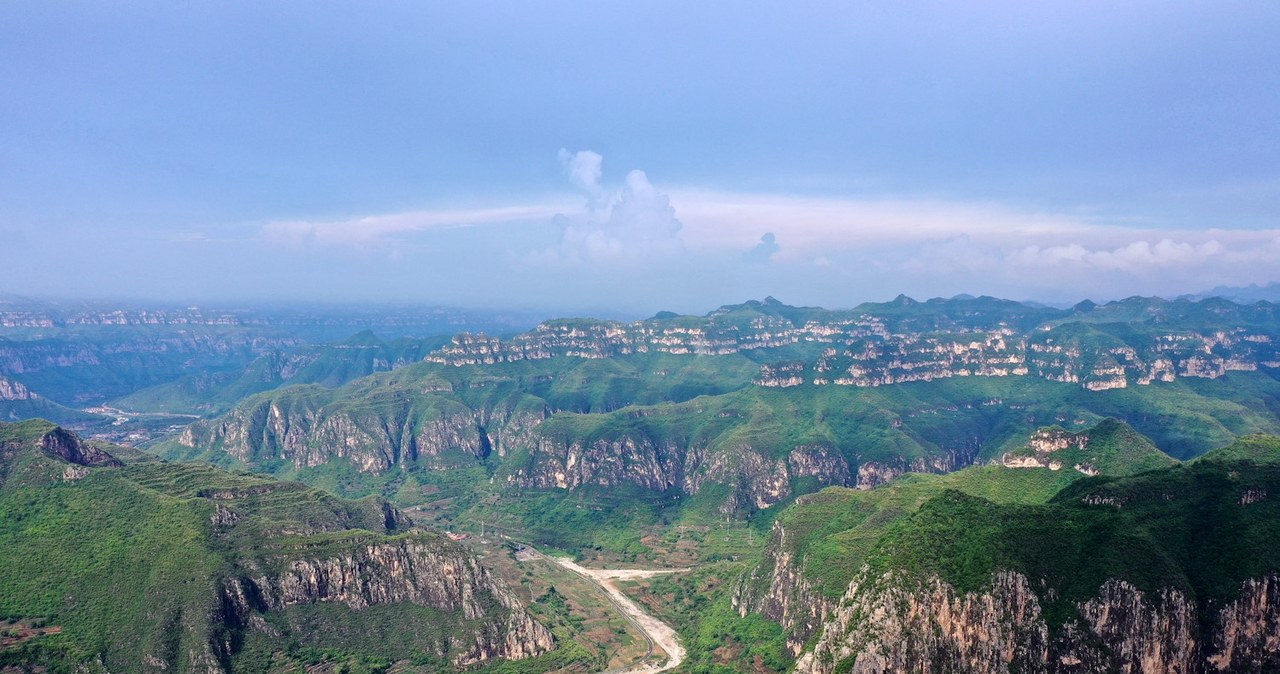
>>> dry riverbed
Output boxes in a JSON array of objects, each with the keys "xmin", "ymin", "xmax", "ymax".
[{"xmin": 551, "ymin": 558, "xmax": 689, "ymax": 674}]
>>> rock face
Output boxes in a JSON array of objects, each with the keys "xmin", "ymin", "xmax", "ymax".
[
  {"xmin": 221, "ymin": 536, "xmax": 553, "ymax": 667},
  {"xmin": 40, "ymin": 425, "xmax": 120, "ymax": 467},
  {"xmin": 734, "ymin": 520, "xmax": 835, "ymax": 655},
  {"xmin": 1209, "ymin": 574, "xmax": 1280, "ymax": 672},
  {"xmin": 856, "ymin": 446, "xmax": 977, "ymax": 489},
  {"xmin": 997, "ymin": 419, "xmax": 1175, "ymax": 477},
  {"xmin": 0, "ymin": 421, "xmax": 555, "ymax": 673},
  {"xmin": 516, "ymin": 434, "xmax": 692, "ymax": 492},
  {"xmin": 793, "ymin": 570, "xmax": 1280, "ymax": 674},
  {"xmin": 418, "ymin": 297, "xmax": 1280, "ymax": 395},
  {"xmin": 1000, "ymin": 427, "xmax": 1088, "ymax": 472},
  {"xmin": 757, "ymin": 324, "xmax": 1279, "ymax": 392},
  {"xmin": 0, "ymin": 376, "xmax": 35, "ymax": 400},
  {"xmin": 178, "ymin": 396, "xmax": 544, "ymax": 473},
  {"xmin": 511, "ymin": 432, "xmax": 857, "ymax": 513}
]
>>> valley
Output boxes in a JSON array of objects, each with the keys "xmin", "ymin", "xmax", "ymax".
[
  {"xmin": 10, "ymin": 3, "xmax": 1277, "ymax": 671},
  {"xmin": 3, "ymin": 295, "xmax": 1280, "ymax": 672}
]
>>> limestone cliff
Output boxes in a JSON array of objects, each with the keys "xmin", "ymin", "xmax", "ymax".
[
  {"xmin": 795, "ymin": 569, "xmax": 1280, "ymax": 674},
  {"xmin": 0, "ymin": 375, "xmax": 36, "ymax": 400},
  {"xmin": 220, "ymin": 536, "xmax": 553, "ymax": 667},
  {"xmin": 39, "ymin": 424, "xmax": 121, "ymax": 467},
  {"xmin": 998, "ymin": 419, "xmax": 1176, "ymax": 477},
  {"xmin": 0, "ymin": 421, "xmax": 555, "ymax": 673},
  {"xmin": 421, "ymin": 301, "xmax": 1280, "ymax": 393},
  {"xmin": 856, "ymin": 445, "xmax": 977, "ymax": 489},
  {"xmin": 178, "ymin": 395, "xmax": 496, "ymax": 472},
  {"xmin": 733, "ymin": 519, "xmax": 834, "ymax": 655},
  {"xmin": 512, "ymin": 431, "xmax": 855, "ymax": 513}
]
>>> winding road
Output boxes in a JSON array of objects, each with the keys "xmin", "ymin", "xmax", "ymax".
[
  {"xmin": 551, "ymin": 557, "xmax": 688, "ymax": 674},
  {"xmin": 512, "ymin": 542, "xmax": 688, "ymax": 674}
]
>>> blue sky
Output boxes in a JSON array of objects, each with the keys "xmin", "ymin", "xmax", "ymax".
[{"xmin": 2, "ymin": 2, "xmax": 1278, "ymax": 314}]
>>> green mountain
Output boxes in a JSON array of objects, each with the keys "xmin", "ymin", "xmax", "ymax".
[
  {"xmin": 995, "ymin": 417, "xmax": 1177, "ymax": 476},
  {"xmin": 739, "ymin": 435, "xmax": 1280, "ymax": 673},
  {"xmin": 0, "ymin": 375, "xmax": 106, "ymax": 426},
  {"xmin": 154, "ymin": 296, "xmax": 1280, "ymax": 557},
  {"xmin": 0, "ymin": 420, "xmax": 551, "ymax": 673},
  {"xmin": 0, "ymin": 298, "xmax": 543, "ymax": 412},
  {"xmin": 112, "ymin": 332, "xmax": 451, "ymax": 415},
  {"xmin": 1194, "ymin": 433, "xmax": 1280, "ymax": 464},
  {"xmin": 9, "ymin": 294, "xmax": 1280, "ymax": 672}
]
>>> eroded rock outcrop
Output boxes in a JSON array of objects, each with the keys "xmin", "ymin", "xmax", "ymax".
[
  {"xmin": 509, "ymin": 424, "xmax": 858, "ymax": 512},
  {"xmin": 734, "ymin": 519, "xmax": 835, "ymax": 655},
  {"xmin": 1208, "ymin": 574, "xmax": 1280, "ymax": 672},
  {"xmin": 220, "ymin": 536, "xmax": 553, "ymax": 667},
  {"xmin": 0, "ymin": 376, "xmax": 36, "ymax": 400},
  {"xmin": 40, "ymin": 425, "xmax": 120, "ymax": 467},
  {"xmin": 178, "ymin": 397, "xmax": 511, "ymax": 473},
  {"xmin": 794, "ymin": 570, "xmax": 1280, "ymax": 674},
  {"xmin": 857, "ymin": 446, "xmax": 977, "ymax": 489}
]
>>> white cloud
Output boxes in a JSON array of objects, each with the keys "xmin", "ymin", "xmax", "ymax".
[
  {"xmin": 743, "ymin": 232, "xmax": 780, "ymax": 263},
  {"xmin": 668, "ymin": 190, "xmax": 1098, "ymax": 256},
  {"xmin": 658, "ymin": 188, "xmax": 1280, "ymax": 285},
  {"xmin": 251, "ymin": 158, "xmax": 1280, "ymax": 303},
  {"xmin": 1007, "ymin": 239, "xmax": 1230, "ymax": 273},
  {"xmin": 551, "ymin": 154, "xmax": 684, "ymax": 264},
  {"xmin": 261, "ymin": 204, "xmax": 570, "ymax": 248},
  {"xmin": 558, "ymin": 148, "xmax": 604, "ymax": 195}
]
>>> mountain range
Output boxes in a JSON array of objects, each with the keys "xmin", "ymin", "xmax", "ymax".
[{"xmin": 4, "ymin": 294, "xmax": 1280, "ymax": 672}]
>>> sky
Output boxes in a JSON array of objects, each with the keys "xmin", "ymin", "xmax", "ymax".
[{"xmin": 2, "ymin": 1, "xmax": 1278, "ymax": 316}]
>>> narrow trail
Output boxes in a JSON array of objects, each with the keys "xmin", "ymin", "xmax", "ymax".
[{"xmin": 525, "ymin": 548, "xmax": 688, "ymax": 674}]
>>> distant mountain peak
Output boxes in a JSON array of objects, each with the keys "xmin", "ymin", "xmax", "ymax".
[{"xmin": 998, "ymin": 418, "xmax": 1173, "ymax": 476}]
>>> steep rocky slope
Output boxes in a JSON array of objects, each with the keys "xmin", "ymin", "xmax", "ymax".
[
  {"xmin": 734, "ymin": 466, "xmax": 1083, "ymax": 655},
  {"xmin": 747, "ymin": 436, "xmax": 1280, "ymax": 673},
  {"xmin": 158, "ymin": 296, "xmax": 1280, "ymax": 527},
  {"xmin": 0, "ymin": 419, "xmax": 551, "ymax": 673},
  {"xmin": 162, "ymin": 360, "xmax": 1280, "ymax": 520},
  {"xmin": 423, "ymin": 296, "xmax": 1280, "ymax": 392},
  {"xmin": 996, "ymin": 417, "xmax": 1178, "ymax": 476}
]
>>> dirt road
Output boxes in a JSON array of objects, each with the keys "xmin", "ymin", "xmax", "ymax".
[{"xmin": 552, "ymin": 557, "xmax": 688, "ymax": 674}]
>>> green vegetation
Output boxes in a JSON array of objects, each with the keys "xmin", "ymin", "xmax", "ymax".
[
  {"xmin": 765, "ymin": 466, "xmax": 1083, "ymax": 600},
  {"xmin": 0, "ymin": 395, "xmax": 105, "ymax": 428},
  {"xmin": 0, "ymin": 420, "xmax": 539, "ymax": 672},
  {"xmin": 728, "ymin": 433, "xmax": 1280, "ymax": 670},
  {"xmin": 6, "ymin": 294, "xmax": 1280, "ymax": 671},
  {"xmin": 114, "ymin": 333, "xmax": 452, "ymax": 415},
  {"xmin": 146, "ymin": 297, "xmax": 1280, "ymax": 562},
  {"xmin": 999, "ymin": 417, "xmax": 1178, "ymax": 475},
  {"xmin": 155, "ymin": 352, "xmax": 1280, "ymax": 564},
  {"xmin": 1195, "ymin": 433, "xmax": 1280, "ymax": 464},
  {"xmin": 864, "ymin": 440, "xmax": 1280, "ymax": 628},
  {"xmin": 619, "ymin": 563, "xmax": 791, "ymax": 674}
]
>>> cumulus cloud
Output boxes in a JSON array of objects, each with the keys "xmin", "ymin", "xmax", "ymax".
[
  {"xmin": 558, "ymin": 148, "xmax": 603, "ymax": 194},
  {"xmin": 743, "ymin": 232, "xmax": 780, "ymax": 263},
  {"xmin": 248, "ymin": 157, "xmax": 1280, "ymax": 304},
  {"xmin": 551, "ymin": 151, "xmax": 684, "ymax": 263},
  {"xmin": 885, "ymin": 233, "xmax": 1280, "ymax": 302}
]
